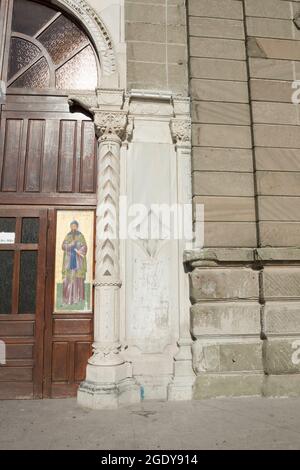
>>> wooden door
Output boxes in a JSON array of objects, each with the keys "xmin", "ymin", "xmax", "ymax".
[
  {"xmin": 0, "ymin": 0, "xmax": 98, "ymax": 399},
  {"xmin": 0, "ymin": 208, "xmax": 47, "ymax": 399}
]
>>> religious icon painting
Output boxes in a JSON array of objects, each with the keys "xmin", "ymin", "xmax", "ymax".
[{"xmin": 54, "ymin": 210, "xmax": 94, "ymax": 313}]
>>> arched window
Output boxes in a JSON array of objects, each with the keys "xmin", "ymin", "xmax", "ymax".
[{"xmin": 6, "ymin": 0, "xmax": 99, "ymax": 90}]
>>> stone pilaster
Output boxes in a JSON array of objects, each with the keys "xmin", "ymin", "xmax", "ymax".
[{"xmin": 168, "ymin": 98, "xmax": 195, "ymax": 400}]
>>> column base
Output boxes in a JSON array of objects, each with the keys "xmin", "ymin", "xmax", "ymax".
[
  {"xmin": 168, "ymin": 341, "xmax": 196, "ymax": 401},
  {"xmin": 168, "ymin": 377, "xmax": 195, "ymax": 401},
  {"xmin": 77, "ymin": 362, "xmax": 141, "ymax": 409}
]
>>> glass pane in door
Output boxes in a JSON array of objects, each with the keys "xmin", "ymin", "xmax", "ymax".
[
  {"xmin": 18, "ymin": 251, "xmax": 38, "ymax": 314},
  {"xmin": 21, "ymin": 218, "xmax": 39, "ymax": 243},
  {"xmin": 0, "ymin": 251, "xmax": 14, "ymax": 314}
]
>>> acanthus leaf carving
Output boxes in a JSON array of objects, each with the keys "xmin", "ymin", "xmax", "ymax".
[
  {"xmin": 94, "ymin": 111, "xmax": 129, "ymax": 141},
  {"xmin": 170, "ymin": 118, "xmax": 192, "ymax": 145}
]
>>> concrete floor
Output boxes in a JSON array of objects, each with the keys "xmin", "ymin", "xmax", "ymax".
[{"xmin": 1, "ymin": 397, "xmax": 300, "ymax": 450}]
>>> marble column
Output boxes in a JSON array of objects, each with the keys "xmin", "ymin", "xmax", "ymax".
[
  {"xmin": 168, "ymin": 109, "xmax": 196, "ymax": 400},
  {"xmin": 77, "ymin": 110, "xmax": 140, "ymax": 409}
]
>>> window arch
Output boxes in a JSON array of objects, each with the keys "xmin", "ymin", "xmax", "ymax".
[{"xmin": 7, "ymin": 0, "xmax": 99, "ymax": 90}]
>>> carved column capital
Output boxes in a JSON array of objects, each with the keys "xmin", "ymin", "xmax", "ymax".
[
  {"xmin": 170, "ymin": 118, "xmax": 192, "ymax": 146},
  {"xmin": 94, "ymin": 111, "xmax": 133, "ymax": 142}
]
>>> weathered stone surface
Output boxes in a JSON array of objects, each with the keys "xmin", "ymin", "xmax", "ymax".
[
  {"xmin": 193, "ymin": 171, "xmax": 254, "ymax": 196},
  {"xmin": 190, "ymin": 37, "xmax": 245, "ymax": 60},
  {"xmin": 191, "ymin": 79, "xmax": 249, "ymax": 102},
  {"xmin": 192, "ymin": 102, "xmax": 250, "ymax": 125},
  {"xmin": 263, "ymin": 268, "xmax": 300, "ymax": 299},
  {"xmin": 204, "ymin": 222, "xmax": 257, "ymax": 248},
  {"xmin": 193, "ymin": 196, "xmax": 256, "ymax": 222},
  {"xmin": 184, "ymin": 0, "xmax": 300, "ymax": 400},
  {"xmin": 254, "ymin": 125, "xmax": 300, "ymax": 148},
  {"xmin": 189, "ymin": 0, "xmax": 243, "ymax": 20},
  {"xmin": 256, "ymin": 248, "xmax": 300, "ymax": 262},
  {"xmin": 249, "ymin": 58, "xmax": 295, "ymax": 81},
  {"xmin": 245, "ymin": 0, "xmax": 292, "ymax": 20},
  {"xmin": 193, "ymin": 148, "xmax": 254, "ymax": 172},
  {"xmin": 191, "ymin": 302, "xmax": 261, "ymax": 336},
  {"xmin": 189, "ymin": 16, "xmax": 244, "ymax": 40},
  {"xmin": 260, "ymin": 222, "xmax": 300, "ymax": 247},
  {"xmin": 193, "ymin": 373, "xmax": 263, "ymax": 399},
  {"xmin": 252, "ymin": 102, "xmax": 298, "ymax": 125},
  {"xmin": 257, "ymin": 171, "xmax": 300, "ymax": 195},
  {"xmin": 247, "ymin": 17, "xmax": 300, "ymax": 40},
  {"xmin": 263, "ymin": 339, "xmax": 300, "ymax": 374},
  {"xmin": 190, "ymin": 58, "xmax": 247, "ymax": 81},
  {"xmin": 255, "ymin": 148, "xmax": 300, "ymax": 172},
  {"xmin": 193, "ymin": 341, "xmax": 263, "ymax": 374},
  {"xmin": 184, "ymin": 247, "xmax": 255, "ymax": 265},
  {"xmin": 259, "ymin": 196, "xmax": 300, "ymax": 221},
  {"xmin": 125, "ymin": 0, "xmax": 188, "ymax": 92},
  {"xmin": 262, "ymin": 374, "xmax": 300, "ymax": 397},
  {"xmin": 247, "ymin": 38, "xmax": 267, "ymax": 58},
  {"xmin": 251, "ymin": 38, "xmax": 300, "ymax": 61},
  {"xmin": 192, "ymin": 125, "xmax": 252, "ymax": 148},
  {"xmin": 189, "ymin": 268, "xmax": 259, "ymax": 302},
  {"xmin": 250, "ymin": 79, "xmax": 293, "ymax": 103}
]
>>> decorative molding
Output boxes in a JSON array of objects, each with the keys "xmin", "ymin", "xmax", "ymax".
[
  {"xmin": 93, "ymin": 280, "xmax": 122, "ymax": 288},
  {"xmin": 170, "ymin": 118, "xmax": 192, "ymax": 145},
  {"xmin": 89, "ymin": 342, "xmax": 124, "ymax": 364},
  {"xmin": 96, "ymin": 147, "xmax": 121, "ymax": 280},
  {"xmin": 53, "ymin": 0, "xmax": 117, "ymax": 76},
  {"xmin": 94, "ymin": 111, "xmax": 130, "ymax": 141}
]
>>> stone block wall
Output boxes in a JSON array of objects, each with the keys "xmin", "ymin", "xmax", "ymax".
[
  {"xmin": 188, "ymin": 0, "xmax": 257, "ymax": 247},
  {"xmin": 245, "ymin": 0, "xmax": 300, "ymax": 247},
  {"xmin": 125, "ymin": 0, "xmax": 188, "ymax": 94},
  {"xmin": 185, "ymin": 0, "xmax": 300, "ymax": 398},
  {"xmin": 186, "ymin": 249, "xmax": 300, "ymax": 398}
]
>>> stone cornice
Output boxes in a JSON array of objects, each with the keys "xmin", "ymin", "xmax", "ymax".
[{"xmin": 184, "ymin": 247, "xmax": 300, "ymax": 268}]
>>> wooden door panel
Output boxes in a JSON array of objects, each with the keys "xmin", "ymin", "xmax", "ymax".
[
  {"xmin": 0, "ymin": 97, "xmax": 97, "ymax": 203},
  {"xmin": 53, "ymin": 318, "xmax": 92, "ymax": 335},
  {"xmin": 58, "ymin": 120, "xmax": 77, "ymax": 192},
  {"xmin": 51, "ymin": 342, "xmax": 69, "ymax": 382},
  {"xmin": 6, "ymin": 343, "xmax": 34, "ymax": 359},
  {"xmin": 1, "ymin": 119, "xmax": 23, "ymax": 191},
  {"xmin": 75, "ymin": 342, "xmax": 91, "ymax": 382},
  {"xmin": 42, "ymin": 119, "xmax": 60, "ymax": 192},
  {"xmin": 24, "ymin": 120, "xmax": 45, "ymax": 192}
]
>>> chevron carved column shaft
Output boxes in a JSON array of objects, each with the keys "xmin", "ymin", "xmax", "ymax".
[{"xmin": 89, "ymin": 111, "xmax": 130, "ymax": 366}]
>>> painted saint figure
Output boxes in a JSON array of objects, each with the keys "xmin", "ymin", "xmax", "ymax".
[{"xmin": 62, "ymin": 221, "xmax": 87, "ymax": 305}]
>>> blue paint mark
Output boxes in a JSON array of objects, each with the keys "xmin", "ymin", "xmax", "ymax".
[{"xmin": 140, "ymin": 386, "xmax": 145, "ymax": 401}]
